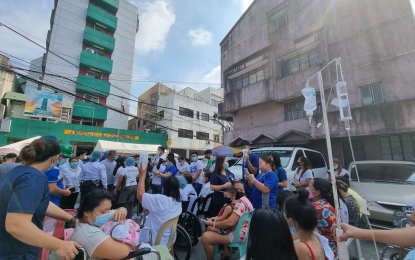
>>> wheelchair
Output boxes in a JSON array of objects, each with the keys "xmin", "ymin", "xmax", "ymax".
[
  {"xmin": 73, "ymin": 247, "xmax": 160, "ymax": 260},
  {"xmin": 379, "ymin": 209, "xmax": 414, "ymax": 260}
]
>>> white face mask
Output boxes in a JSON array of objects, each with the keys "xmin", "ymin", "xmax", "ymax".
[
  {"xmin": 83, "ymin": 155, "xmax": 87, "ymax": 160},
  {"xmin": 156, "ymin": 151, "xmax": 160, "ymax": 155}
]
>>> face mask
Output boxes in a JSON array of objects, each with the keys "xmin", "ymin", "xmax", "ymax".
[
  {"xmin": 165, "ymin": 162, "xmax": 170, "ymax": 167},
  {"xmin": 223, "ymin": 197, "xmax": 233, "ymax": 205},
  {"xmin": 89, "ymin": 212, "xmax": 110, "ymax": 227},
  {"xmin": 58, "ymin": 158, "xmax": 68, "ymax": 166},
  {"xmin": 259, "ymin": 165, "xmax": 267, "ymax": 173},
  {"xmin": 70, "ymin": 163, "xmax": 78, "ymax": 168},
  {"xmin": 333, "ymin": 166, "xmax": 338, "ymax": 170},
  {"xmin": 114, "ymin": 155, "xmax": 119, "ymax": 160},
  {"xmin": 47, "ymin": 157, "xmax": 57, "ymax": 171},
  {"xmin": 212, "ymin": 157, "xmax": 216, "ymax": 162},
  {"xmin": 236, "ymin": 191, "xmax": 244, "ymax": 199},
  {"xmin": 192, "ymin": 157, "xmax": 197, "ymax": 162},
  {"xmin": 224, "ymin": 163, "xmax": 229, "ymax": 170},
  {"xmin": 242, "ymin": 148, "xmax": 248, "ymax": 155},
  {"xmin": 157, "ymin": 151, "xmax": 160, "ymax": 155},
  {"xmin": 179, "ymin": 161, "xmax": 184, "ymax": 166},
  {"xmin": 135, "ymin": 160, "xmax": 140, "ymax": 165},
  {"xmin": 83, "ymin": 155, "xmax": 87, "ymax": 160}
]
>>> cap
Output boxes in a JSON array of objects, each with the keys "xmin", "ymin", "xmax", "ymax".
[{"xmin": 59, "ymin": 143, "xmax": 73, "ymax": 158}]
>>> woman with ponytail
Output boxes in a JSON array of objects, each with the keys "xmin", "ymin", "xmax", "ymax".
[
  {"xmin": 308, "ymin": 178, "xmax": 338, "ymax": 256},
  {"xmin": 284, "ymin": 188, "xmax": 334, "ymax": 260},
  {"xmin": 0, "ymin": 139, "xmax": 81, "ymax": 260}
]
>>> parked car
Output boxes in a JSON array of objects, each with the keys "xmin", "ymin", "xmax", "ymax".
[
  {"xmin": 227, "ymin": 147, "xmax": 328, "ymax": 191},
  {"xmin": 348, "ymin": 160, "xmax": 415, "ymax": 229},
  {"xmin": 226, "ymin": 156, "xmax": 240, "ymax": 167}
]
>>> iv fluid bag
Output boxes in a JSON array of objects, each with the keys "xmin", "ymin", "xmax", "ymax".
[{"xmin": 302, "ymin": 87, "xmax": 317, "ymax": 117}]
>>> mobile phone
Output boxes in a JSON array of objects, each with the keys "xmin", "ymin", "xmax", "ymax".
[
  {"xmin": 291, "ymin": 182, "xmax": 297, "ymax": 187},
  {"xmin": 244, "ymin": 168, "xmax": 249, "ymax": 174}
]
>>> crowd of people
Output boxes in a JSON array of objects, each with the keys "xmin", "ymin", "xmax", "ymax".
[{"xmin": 0, "ymin": 136, "xmax": 414, "ymax": 260}]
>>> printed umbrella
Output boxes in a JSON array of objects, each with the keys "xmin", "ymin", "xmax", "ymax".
[
  {"xmin": 212, "ymin": 146, "xmax": 235, "ymax": 157},
  {"xmin": 0, "ymin": 148, "xmax": 19, "ymax": 156}
]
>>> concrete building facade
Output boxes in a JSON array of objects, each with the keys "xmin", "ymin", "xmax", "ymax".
[
  {"xmin": 30, "ymin": 0, "xmax": 138, "ymax": 130},
  {"xmin": 220, "ymin": 0, "xmax": 415, "ymax": 166}
]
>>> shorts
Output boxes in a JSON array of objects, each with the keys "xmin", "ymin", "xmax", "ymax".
[
  {"xmin": 228, "ymin": 232, "xmax": 234, "ymax": 244},
  {"xmin": 219, "ymin": 229, "xmax": 229, "ymax": 235}
]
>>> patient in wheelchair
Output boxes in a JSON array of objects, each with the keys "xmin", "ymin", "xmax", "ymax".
[
  {"xmin": 207, "ymin": 187, "xmax": 236, "ymax": 235},
  {"xmin": 103, "ymin": 219, "xmax": 140, "ymax": 247}
]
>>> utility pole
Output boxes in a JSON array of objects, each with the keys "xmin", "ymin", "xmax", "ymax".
[{"xmin": 211, "ymin": 114, "xmax": 225, "ymax": 145}]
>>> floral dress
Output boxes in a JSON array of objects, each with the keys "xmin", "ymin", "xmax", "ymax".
[
  {"xmin": 313, "ymin": 199, "xmax": 337, "ymax": 256},
  {"xmin": 229, "ymin": 197, "xmax": 253, "ymax": 243},
  {"xmin": 344, "ymin": 195, "xmax": 360, "ymax": 227}
]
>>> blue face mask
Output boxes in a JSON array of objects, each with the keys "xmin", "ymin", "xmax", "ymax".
[
  {"xmin": 47, "ymin": 157, "xmax": 57, "ymax": 171},
  {"xmin": 70, "ymin": 163, "xmax": 79, "ymax": 168},
  {"xmin": 165, "ymin": 162, "xmax": 170, "ymax": 167},
  {"xmin": 135, "ymin": 160, "xmax": 140, "ymax": 165},
  {"xmin": 192, "ymin": 157, "xmax": 197, "ymax": 162},
  {"xmin": 89, "ymin": 212, "xmax": 110, "ymax": 227},
  {"xmin": 224, "ymin": 163, "xmax": 229, "ymax": 170},
  {"xmin": 333, "ymin": 166, "xmax": 338, "ymax": 170},
  {"xmin": 58, "ymin": 158, "xmax": 68, "ymax": 166}
]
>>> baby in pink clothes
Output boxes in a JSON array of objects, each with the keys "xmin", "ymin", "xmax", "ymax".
[{"xmin": 103, "ymin": 219, "xmax": 140, "ymax": 247}]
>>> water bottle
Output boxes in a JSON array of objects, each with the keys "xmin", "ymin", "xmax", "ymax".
[
  {"xmin": 140, "ymin": 151, "xmax": 148, "ymax": 168},
  {"xmin": 302, "ymin": 87, "xmax": 317, "ymax": 117}
]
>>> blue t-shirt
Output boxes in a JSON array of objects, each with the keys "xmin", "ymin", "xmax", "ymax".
[
  {"xmin": 210, "ymin": 170, "xmax": 235, "ymax": 205},
  {"xmin": 241, "ymin": 153, "xmax": 259, "ymax": 199},
  {"xmin": 0, "ymin": 166, "xmax": 51, "ymax": 260},
  {"xmin": 251, "ymin": 171, "xmax": 279, "ymax": 210},
  {"xmin": 44, "ymin": 167, "xmax": 63, "ymax": 206},
  {"xmin": 276, "ymin": 166, "xmax": 287, "ymax": 193},
  {"xmin": 160, "ymin": 165, "xmax": 177, "ymax": 190}
]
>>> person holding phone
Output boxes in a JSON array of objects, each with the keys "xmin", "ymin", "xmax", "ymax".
[{"xmin": 240, "ymin": 140, "xmax": 259, "ymax": 199}]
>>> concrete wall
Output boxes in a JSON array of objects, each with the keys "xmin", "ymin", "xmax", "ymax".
[{"xmin": 222, "ymin": 0, "xmax": 415, "ymax": 149}]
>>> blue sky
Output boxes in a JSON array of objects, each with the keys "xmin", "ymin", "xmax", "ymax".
[{"xmin": 0, "ymin": 0, "xmax": 254, "ymax": 115}]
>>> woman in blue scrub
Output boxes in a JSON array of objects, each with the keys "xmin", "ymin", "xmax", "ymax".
[
  {"xmin": 158, "ymin": 154, "xmax": 177, "ymax": 191},
  {"xmin": 0, "ymin": 139, "xmax": 80, "ymax": 260}
]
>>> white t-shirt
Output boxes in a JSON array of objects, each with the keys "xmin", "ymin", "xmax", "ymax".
[
  {"xmin": 141, "ymin": 193, "xmax": 181, "ymax": 246},
  {"xmin": 123, "ymin": 166, "xmax": 138, "ymax": 187},
  {"xmin": 198, "ymin": 182, "xmax": 213, "ymax": 212},
  {"xmin": 190, "ymin": 160, "xmax": 204, "ymax": 184},
  {"xmin": 183, "ymin": 184, "xmax": 197, "ymax": 212},
  {"xmin": 326, "ymin": 168, "xmax": 349, "ymax": 179},
  {"xmin": 180, "ymin": 189, "xmax": 188, "ymax": 202},
  {"xmin": 210, "ymin": 162, "xmax": 216, "ymax": 173},
  {"xmin": 177, "ymin": 163, "xmax": 190, "ymax": 177},
  {"xmin": 152, "ymin": 165, "xmax": 166, "ymax": 185},
  {"xmin": 294, "ymin": 168, "xmax": 314, "ymax": 183},
  {"xmin": 114, "ymin": 167, "xmax": 124, "ymax": 186}
]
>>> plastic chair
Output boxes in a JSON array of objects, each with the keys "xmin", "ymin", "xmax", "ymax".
[
  {"xmin": 152, "ymin": 215, "xmax": 180, "ymax": 257},
  {"xmin": 201, "ymin": 193, "xmax": 214, "ymax": 218},
  {"xmin": 213, "ymin": 212, "xmax": 253, "ymax": 260}
]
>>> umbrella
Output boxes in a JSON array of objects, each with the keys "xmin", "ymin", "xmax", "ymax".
[
  {"xmin": 212, "ymin": 146, "xmax": 235, "ymax": 157},
  {"xmin": 0, "ymin": 148, "xmax": 19, "ymax": 156}
]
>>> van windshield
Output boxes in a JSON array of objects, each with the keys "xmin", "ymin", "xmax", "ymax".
[
  {"xmin": 350, "ymin": 163, "xmax": 415, "ymax": 184},
  {"xmin": 235, "ymin": 150, "xmax": 293, "ymax": 168}
]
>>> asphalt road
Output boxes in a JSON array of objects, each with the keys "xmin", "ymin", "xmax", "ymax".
[{"xmin": 175, "ymin": 236, "xmax": 390, "ymax": 260}]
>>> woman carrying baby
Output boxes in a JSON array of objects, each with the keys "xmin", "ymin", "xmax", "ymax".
[{"xmin": 70, "ymin": 189, "xmax": 136, "ymax": 260}]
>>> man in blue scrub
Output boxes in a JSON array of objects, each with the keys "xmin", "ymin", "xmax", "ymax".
[{"xmin": 240, "ymin": 140, "xmax": 259, "ymax": 200}]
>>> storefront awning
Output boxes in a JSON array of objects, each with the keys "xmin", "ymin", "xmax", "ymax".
[
  {"xmin": 0, "ymin": 136, "xmax": 42, "ymax": 151},
  {"xmin": 94, "ymin": 140, "xmax": 161, "ymax": 155}
]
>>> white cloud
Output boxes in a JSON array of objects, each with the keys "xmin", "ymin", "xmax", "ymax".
[
  {"xmin": 233, "ymin": 0, "xmax": 254, "ymax": 12},
  {"xmin": 134, "ymin": 0, "xmax": 176, "ymax": 53},
  {"xmin": 201, "ymin": 65, "xmax": 221, "ymax": 84},
  {"xmin": 188, "ymin": 27, "xmax": 212, "ymax": 46}
]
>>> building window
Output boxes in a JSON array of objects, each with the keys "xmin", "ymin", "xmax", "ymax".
[
  {"xmin": 196, "ymin": 111, "xmax": 200, "ymax": 119},
  {"xmin": 196, "ymin": 131, "xmax": 209, "ymax": 140},
  {"xmin": 229, "ymin": 64, "xmax": 270, "ymax": 91},
  {"xmin": 159, "ymin": 110, "xmax": 164, "ymax": 118},
  {"xmin": 178, "ymin": 129, "xmax": 193, "ymax": 139},
  {"xmin": 201, "ymin": 113, "xmax": 209, "ymax": 122},
  {"xmin": 211, "ymin": 99, "xmax": 220, "ymax": 107},
  {"xmin": 94, "ymin": 24, "xmax": 109, "ymax": 34},
  {"xmin": 82, "ymin": 120, "xmax": 97, "ymax": 126},
  {"xmin": 361, "ymin": 83, "xmax": 384, "ymax": 106},
  {"xmin": 380, "ymin": 135, "xmax": 415, "ymax": 161},
  {"xmin": 84, "ymin": 94, "xmax": 99, "ymax": 103},
  {"xmin": 284, "ymin": 96, "xmax": 322, "ymax": 121},
  {"xmin": 86, "ymin": 69, "xmax": 102, "ymax": 79},
  {"xmin": 214, "ymin": 134, "xmax": 220, "ymax": 143},
  {"xmin": 179, "ymin": 107, "xmax": 194, "ymax": 118},
  {"xmin": 137, "ymin": 120, "xmax": 140, "ymax": 127},
  {"xmin": 282, "ymin": 47, "xmax": 320, "ymax": 77},
  {"xmin": 85, "ymin": 46, "xmax": 105, "ymax": 57}
]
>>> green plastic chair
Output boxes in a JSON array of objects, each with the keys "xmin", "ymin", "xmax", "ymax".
[{"xmin": 213, "ymin": 212, "xmax": 253, "ymax": 260}]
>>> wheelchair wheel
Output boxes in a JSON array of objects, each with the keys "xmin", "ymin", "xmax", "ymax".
[
  {"xmin": 180, "ymin": 211, "xmax": 203, "ymax": 247},
  {"xmin": 174, "ymin": 225, "xmax": 192, "ymax": 260},
  {"xmin": 390, "ymin": 253, "xmax": 400, "ymax": 260}
]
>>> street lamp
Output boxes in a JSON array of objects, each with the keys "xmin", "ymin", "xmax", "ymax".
[{"xmin": 211, "ymin": 114, "xmax": 225, "ymax": 145}]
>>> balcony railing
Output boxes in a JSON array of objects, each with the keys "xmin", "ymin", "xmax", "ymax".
[
  {"xmin": 79, "ymin": 49, "xmax": 113, "ymax": 75},
  {"xmin": 267, "ymin": 0, "xmax": 288, "ymax": 19},
  {"xmin": 86, "ymin": 4, "xmax": 117, "ymax": 33},
  {"xmin": 94, "ymin": 0, "xmax": 119, "ymax": 13},
  {"xmin": 73, "ymin": 100, "xmax": 108, "ymax": 121},
  {"xmin": 83, "ymin": 26, "xmax": 115, "ymax": 53},
  {"xmin": 76, "ymin": 74, "xmax": 110, "ymax": 97}
]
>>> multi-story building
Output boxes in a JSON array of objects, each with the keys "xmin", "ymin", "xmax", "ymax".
[
  {"xmin": 31, "ymin": 0, "xmax": 139, "ymax": 130},
  {"xmin": 128, "ymin": 82, "xmax": 175, "ymax": 132},
  {"xmin": 156, "ymin": 86, "xmax": 230, "ymax": 157},
  {"xmin": 220, "ymin": 0, "xmax": 415, "ymax": 166},
  {"xmin": 0, "ymin": 55, "xmax": 24, "ymax": 119}
]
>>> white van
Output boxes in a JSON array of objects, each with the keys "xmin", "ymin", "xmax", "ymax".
[{"xmin": 227, "ymin": 147, "xmax": 328, "ymax": 191}]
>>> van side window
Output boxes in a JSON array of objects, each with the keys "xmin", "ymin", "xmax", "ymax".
[
  {"xmin": 304, "ymin": 150, "xmax": 326, "ymax": 168},
  {"xmin": 293, "ymin": 150, "xmax": 304, "ymax": 169}
]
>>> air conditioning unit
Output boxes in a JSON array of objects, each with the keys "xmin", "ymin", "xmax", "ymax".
[{"xmin": 86, "ymin": 48, "xmax": 96, "ymax": 54}]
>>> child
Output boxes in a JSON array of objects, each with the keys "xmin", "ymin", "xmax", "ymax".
[
  {"xmin": 207, "ymin": 186, "xmax": 237, "ymax": 235},
  {"xmin": 103, "ymin": 219, "xmax": 140, "ymax": 247}
]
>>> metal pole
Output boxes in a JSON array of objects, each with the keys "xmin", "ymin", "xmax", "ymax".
[
  {"xmin": 117, "ymin": 98, "xmax": 123, "ymax": 142},
  {"xmin": 212, "ymin": 118, "xmax": 226, "ymax": 145},
  {"xmin": 317, "ymin": 69, "xmax": 346, "ymax": 260}
]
